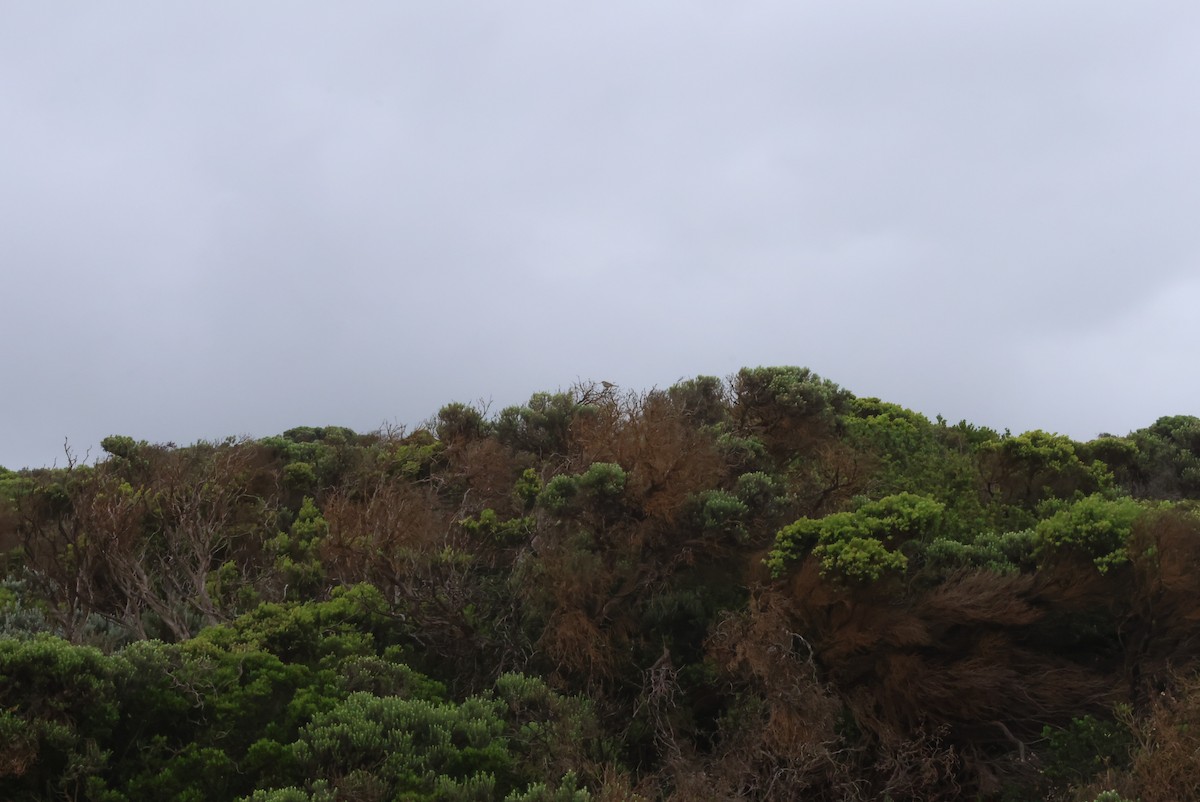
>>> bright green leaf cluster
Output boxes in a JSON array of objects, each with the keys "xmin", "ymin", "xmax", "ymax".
[
  {"xmin": 265, "ymin": 497, "xmax": 328, "ymax": 601},
  {"xmin": 813, "ymin": 535, "xmax": 908, "ymax": 581},
  {"xmin": 767, "ymin": 493, "xmax": 943, "ymax": 579},
  {"xmin": 461, "ymin": 508, "xmax": 535, "ymax": 545},
  {"xmin": 1033, "ymin": 494, "xmax": 1144, "ymax": 572},
  {"xmin": 514, "ymin": 468, "xmax": 543, "ymax": 511}
]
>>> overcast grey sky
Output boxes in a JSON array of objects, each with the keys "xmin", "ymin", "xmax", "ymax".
[{"xmin": 3, "ymin": 2, "xmax": 1199, "ymax": 469}]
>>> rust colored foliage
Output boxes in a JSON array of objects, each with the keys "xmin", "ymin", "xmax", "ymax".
[
  {"xmin": 704, "ymin": 595, "xmax": 848, "ymax": 800},
  {"xmin": 1126, "ymin": 669, "xmax": 1200, "ymax": 802},
  {"xmin": 18, "ymin": 441, "xmax": 278, "ymax": 641},
  {"xmin": 1124, "ymin": 508, "xmax": 1200, "ymax": 686},
  {"xmin": 320, "ymin": 472, "xmax": 523, "ymax": 682},
  {"xmin": 745, "ymin": 560, "xmax": 1124, "ymax": 796},
  {"xmin": 570, "ymin": 388, "xmax": 727, "ymax": 531}
]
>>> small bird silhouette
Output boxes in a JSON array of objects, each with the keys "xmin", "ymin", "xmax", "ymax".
[{"xmin": 601, "ymin": 381, "xmax": 615, "ymax": 389}]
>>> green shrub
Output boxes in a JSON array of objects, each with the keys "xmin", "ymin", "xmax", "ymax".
[
  {"xmin": 291, "ymin": 692, "xmax": 514, "ymax": 799},
  {"xmin": 813, "ymin": 535, "xmax": 908, "ymax": 581},
  {"xmin": 768, "ymin": 493, "xmax": 942, "ymax": 579},
  {"xmin": 1040, "ymin": 713, "xmax": 1133, "ymax": 786},
  {"xmin": 1033, "ymin": 494, "xmax": 1143, "ymax": 572},
  {"xmin": 577, "ymin": 463, "xmax": 627, "ymax": 500},
  {"xmin": 504, "ymin": 773, "xmax": 591, "ymax": 802},
  {"xmin": 1089, "ymin": 792, "xmax": 1135, "ymax": 802},
  {"xmin": 437, "ymin": 402, "xmax": 492, "ymax": 443},
  {"xmin": 539, "ymin": 475, "xmax": 579, "ymax": 515},
  {"xmin": 734, "ymin": 471, "xmax": 781, "ymax": 516},
  {"xmin": 695, "ymin": 490, "xmax": 750, "ymax": 541},
  {"xmin": 922, "ymin": 529, "xmax": 1037, "ymax": 576},
  {"xmin": 461, "ymin": 509, "xmax": 536, "ymax": 545},
  {"xmin": 281, "ymin": 461, "xmax": 317, "ymax": 490},
  {"xmin": 264, "ymin": 497, "xmax": 328, "ymax": 601},
  {"xmin": 514, "ymin": 469, "xmax": 543, "ymax": 511},
  {"xmin": 0, "ymin": 635, "xmax": 125, "ymax": 799}
]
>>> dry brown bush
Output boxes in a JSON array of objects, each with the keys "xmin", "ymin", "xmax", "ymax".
[
  {"xmin": 792, "ymin": 441, "xmax": 875, "ymax": 518},
  {"xmin": 1125, "ymin": 669, "xmax": 1200, "ymax": 802},
  {"xmin": 592, "ymin": 765, "xmax": 652, "ymax": 802},
  {"xmin": 321, "ymin": 475, "xmax": 521, "ymax": 680},
  {"xmin": 537, "ymin": 606, "xmax": 619, "ymax": 689},
  {"xmin": 511, "ymin": 520, "xmax": 639, "ymax": 689},
  {"xmin": 760, "ymin": 562, "xmax": 1125, "ymax": 796},
  {"xmin": 703, "ymin": 593, "xmax": 849, "ymax": 800},
  {"xmin": 571, "ymin": 390, "xmax": 726, "ymax": 529},
  {"xmin": 512, "ymin": 388, "xmax": 741, "ymax": 692},
  {"xmin": 437, "ymin": 436, "xmax": 524, "ymax": 515},
  {"xmin": 19, "ymin": 442, "xmax": 276, "ymax": 640},
  {"xmin": 0, "ymin": 733, "xmax": 36, "ymax": 779},
  {"xmin": 1125, "ymin": 509, "xmax": 1200, "ymax": 691},
  {"xmin": 322, "ymin": 477, "xmax": 450, "ymax": 591}
]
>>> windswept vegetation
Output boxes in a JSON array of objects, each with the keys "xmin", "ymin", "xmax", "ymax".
[{"xmin": 3, "ymin": 367, "xmax": 1200, "ymax": 801}]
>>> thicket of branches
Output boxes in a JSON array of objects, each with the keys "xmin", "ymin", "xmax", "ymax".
[{"xmin": 3, "ymin": 367, "xmax": 1200, "ymax": 801}]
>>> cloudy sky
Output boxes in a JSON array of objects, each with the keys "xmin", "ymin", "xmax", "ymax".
[{"xmin": 3, "ymin": 2, "xmax": 1199, "ymax": 469}]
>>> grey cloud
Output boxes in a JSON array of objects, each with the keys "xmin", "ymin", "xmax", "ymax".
[{"xmin": 3, "ymin": 1, "xmax": 1199, "ymax": 468}]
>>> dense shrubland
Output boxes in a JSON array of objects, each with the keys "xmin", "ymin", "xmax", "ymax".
[{"xmin": 3, "ymin": 367, "xmax": 1200, "ymax": 800}]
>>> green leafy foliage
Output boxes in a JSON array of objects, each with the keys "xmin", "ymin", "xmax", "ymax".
[
  {"xmin": 290, "ymin": 692, "xmax": 512, "ymax": 799},
  {"xmin": 665, "ymin": 375, "xmax": 729, "ymax": 427},
  {"xmin": 1088, "ymin": 793, "xmax": 1136, "ymax": 802},
  {"xmin": 461, "ymin": 508, "xmax": 535, "ymax": 545},
  {"xmin": 0, "ymin": 635, "xmax": 123, "ymax": 799},
  {"xmin": 577, "ymin": 462, "xmax": 627, "ymax": 499},
  {"xmin": 922, "ymin": 528, "xmax": 1037, "ymax": 576},
  {"xmin": 281, "ymin": 461, "xmax": 317, "ymax": 491},
  {"xmin": 437, "ymin": 402, "xmax": 492, "ymax": 443},
  {"xmin": 733, "ymin": 471, "xmax": 782, "ymax": 518},
  {"xmin": 768, "ymin": 492, "xmax": 944, "ymax": 578},
  {"xmin": 260, "ymin": 426, "xmax": 363, "ymax": 490},
  {"xmin": 503, "ymin": 773, "xmax": 591, "ymax": 802},
  {"xmin": 1033, "ymin": 494, "xmax": 1143, "ymax": 571},
  {"xmin": 266, "ymin": 497, "xmax": 328, "ymax": 600},
  {"xmin": 732, "ymin": 366, "xmax": 852, "ymax": 458},
  {"xmin": 100, "ymin": 434, "xmax": 146, "ymax": 461},
  {"xmin": 1130, "ymin": 414, "xmax": 1200, "ymax": 497},
  {"xmin": 734, "ymin": 366, "xmax": 851, "ymax": 428},
  {"xmin": 694, "ymin": 489, "xmax": 750, "ymax": 541},
  {"xmin": 813, "ymin": 534, "xmax": 908, "ymax": 581},
  {"xmin": 537, "ymin": 463, "xmax": 626, "ymax": 518},
  {"xmin": 1041, "ymin": 713, "xmax": 1134, "ymax": 786},
  {"xmin": 496, "ymin": 392, "xmax": 589, "ymax": 456},
  {"xmin": 514, "ymin": 468, "xmax": 543, "ymax": 511},
  {"xmin": 978, "ymin": 429, "xmax": 1108, "ymax": 521},
  {"xmin": 538, "ymin": 474, "xmax": 579, "ymax": 515}
]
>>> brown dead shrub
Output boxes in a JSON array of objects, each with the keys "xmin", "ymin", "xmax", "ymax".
[
  {"xmin": 572, "ymin": 390, "xmax": 726, "ymax": 529},
  {"xmin": 1108, "ymin": 668, "xmax": 1200, "ymax": 802},
  {"xmin": 1125, "ymin": 509, "xmax": 1200, "ymax": 691},
  {"xmin": 537, "ymin": 606, "xmax": 618, "ymax": 686},
  {"xmin": 764, "ymin": 563, "xmax": 1124, "ymax": 796},
  {"xmin": 0, "ymin": 731, "xmax": 36, "ymax": 779},
  {"xmin": 438, "ymin": 436, "xmax": 524, "ymax": 515},
  {"xmin": 792, "ymin": 440, "xmax": 876, "ymax": 518},
  {"xmin": 512, "ymin": 521, "xmax": 645, "ymax": 690},
  {"xmin": 591, "ymin": 765, "xmax": 651, "ymax": 802},
  {"xmin": 321, "ymin": 476, "xmax": 520, "ymax": 683},
  {"xmin": 704, "ymin": 593, "xmax": 848, "ymax": 800},
  {"xmin": 322, "ymin": 478, "xmax": 449, "ymax": 590}
]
